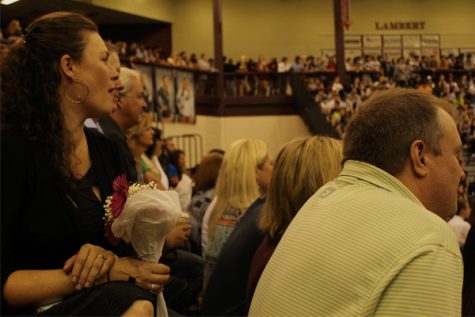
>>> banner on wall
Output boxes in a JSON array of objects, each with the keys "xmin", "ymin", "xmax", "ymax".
[
  {"xmin": 175, "ymin": 71, "xmax": 195, "ymax": 124},
  {"xmin": 340, "ymin": 0, "xmax": 350, "ymax": 29},
  {"xmin": 402, "ymin": 35, "xmax": 421, "ymax": 48},
  {"xmin": 421, "ymin": 35, "xmax": 440, "ymax": 48},
  {"xmin": 383, "ymin": 35, "xmax": 402, "ymax": 48},
  {"xmin": 155, "ymin": 69, "xmax": 176, "ymax": 122},
  {"xmin": 363, "ymin": 35, "xmax": 382, "ymax": 48},
  {"xmin": 344, "ymin": 35, "xmax": 362, "ymax": 49},
  {"xmin": 134, "ymin": 64, "xmax": 155, "ymax": 113}
]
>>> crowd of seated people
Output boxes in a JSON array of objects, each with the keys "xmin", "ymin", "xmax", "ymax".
[{"xmin": 314, "ymin": 70, "xmax": 475, "ymax": 144}]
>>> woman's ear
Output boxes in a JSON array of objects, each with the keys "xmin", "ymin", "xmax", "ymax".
[
  {"xmin": 409, "ymin": 140, "xmax": 430, "ymax": 177},
  {"xmin": 59, "ymin": 54, "xmax": 76, "ymax": 80}
]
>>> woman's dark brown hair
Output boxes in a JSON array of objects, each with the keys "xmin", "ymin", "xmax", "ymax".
[
  {"xmin": 1, "ymin": 12, "xmax": 98, "ymax": 179},
  {"xmin": 193, "ymin": 153, "xmax": 224, "ymax": 192}
]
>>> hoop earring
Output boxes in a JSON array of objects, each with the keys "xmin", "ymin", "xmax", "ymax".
[{"xmin": 66, "ymin": 78, "xmax": 89, "ymax": 104}]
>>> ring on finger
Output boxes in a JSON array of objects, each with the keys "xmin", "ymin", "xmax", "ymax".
[
  {"xmin": 151, "ymin": 283, "xmax": 161, "ymax": 292},
  {"xmin": 96, "ymin": 254, "xmax": 106, "ymax": 260}
]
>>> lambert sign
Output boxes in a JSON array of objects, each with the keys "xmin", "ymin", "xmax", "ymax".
[{"xmin": 376, "ymin": 22, "xmax": 425, "ymax": 30}]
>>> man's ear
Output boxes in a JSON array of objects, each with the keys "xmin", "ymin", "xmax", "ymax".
[
  {"xmin": 59, "ymin": 54, "xmax": 76, "ymax": 80},
  {"xmin": 409, "ymin": 140, "xmax": 430, "ymax": 177}
]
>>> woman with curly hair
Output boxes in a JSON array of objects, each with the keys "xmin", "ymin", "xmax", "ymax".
[{"xmin": 1, "ymin": 12, "xmax": 169, "ymax": 316}]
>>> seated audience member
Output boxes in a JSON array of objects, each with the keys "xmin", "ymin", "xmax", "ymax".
[
  {"xmin": 202, "ymin": 139, "xmax": 269, "ymax": 290},
  {"xmin": 167, "ymin": 149, "xmax": 186, "ymax": 187},
  {"xmin": 159, "ymin": 140, "xmax": 172, "ymax": 180},
  {"xmin": 449, "ymin": 197, "xmax": 472, "ymax": 248},
  {"xmin": 144, "ymin": 127, "xmax": 169, "ymax": 189},
  {"xmin": 1, "ymin": 12, "xmax": 169, "ymax": 316},
  {"xmin": 201, "ymin": 149, "xmax": 273, "ymax": 316},
  {"xmin": 246, "ymin": 136, "xmax": 342, "ymax": 311},
  {"xmin": 127, "ymin": 113, "xmax": 165, "ymax": 187},
  {"xmin": 4, "ymin": 19, "xmax": 23, "ymax": 45},
  {"xmin": 167, "ymin": 149, "xmax": 193, "ymax": 210},
  {"xmin": 208, "ymin": 148, "xmax": 225, "ymax": 155},
  {"xmin": 100, "ymin": 67, "xmax": 146, "ymax": 183},
  {"xmin": 463, "ymin": 226, "xmax": 475, "ymax": 316},
  {"xmin": 187, "ymin": 152, "xmax": 224, "ymax": 254},
  {"xmin": 189, "ymin": 153, "xmax": 224, "ymax": 224},
  {"xmin": 249, "ymin": 88, "xmax": 465, "ymax": 316}
]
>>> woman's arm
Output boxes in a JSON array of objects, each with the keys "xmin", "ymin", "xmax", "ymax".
[
  {"xmin": 3, "ymin": 269, "xmax": 76, "ymax": 308},
  {"xmin": 108, "ymin": 257, "xmax": 170, "ymax": 291},
  {"xmin": 143, "ymin": 171, "xmax": 166, "ymax": 190},
  {"xmin": 3, "ymin": 244, "xmax": 115, "ymax": 308}
]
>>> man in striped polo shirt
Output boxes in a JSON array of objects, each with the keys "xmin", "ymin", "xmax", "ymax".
[{"xmin": 249, "ymin": 88, "xmax": 464, "ymax": 316}]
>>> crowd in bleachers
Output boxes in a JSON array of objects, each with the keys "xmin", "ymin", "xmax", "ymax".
[{"xmin": 308, "ymin": 69, "xmax": 475, "ymax": 139}]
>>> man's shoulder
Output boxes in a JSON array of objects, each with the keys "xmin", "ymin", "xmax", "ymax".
[
  {"xmin": 300, "ymin": 179, "xmax": 459, "ymax": 254},
  {"xmin": 85, "ymin": 128, "xmax": 122, "ymax": 156}
]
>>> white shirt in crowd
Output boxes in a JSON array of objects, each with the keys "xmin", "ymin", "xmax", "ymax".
[{"xmin": 448, "ymin": 214, "xmax": 471, "ymax": 248}]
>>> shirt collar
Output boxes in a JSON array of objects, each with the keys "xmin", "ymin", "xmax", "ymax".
[{"xmin": 339, "ymin": 160, "xmax": 424, "ymax": 207}]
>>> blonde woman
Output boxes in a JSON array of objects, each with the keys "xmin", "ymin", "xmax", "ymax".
[
  {"xmin": 202, "ymin": 139, "xmax": 270, "ymax": 285},
  {"xmin": 127, "ymin": 113, "xmax": 165, "ymax": 189},
  {"xmin": 246, "ymin": 136, "xmax": 342, "ymax": 308}
]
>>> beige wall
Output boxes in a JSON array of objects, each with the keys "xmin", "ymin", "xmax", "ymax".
[
  {"xmin": 162, "ymin": 115, "xmax": 311, "ymax": 157},
  {"xmin": 220, "ymin": 0, "xmax": 334, "ymax": 61},
  {"xmin": 176, "ymin": 0, "xmax": 474, "ymax": 60},
  {"xmin": 172, "ymin": 0, "xmax": 214, "ymax": 57},
  {"xmin": 94, "ymin": 0, "xmax": 475, "ymax": 59},
  {"xmin": 92, "ymin": 0, "xmax": 175, "ymax": 22}
]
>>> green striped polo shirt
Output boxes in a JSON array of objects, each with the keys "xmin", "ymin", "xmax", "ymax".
[{"xmin": 249, "ymin": 160, "xmax": 462, "ymax": 317}]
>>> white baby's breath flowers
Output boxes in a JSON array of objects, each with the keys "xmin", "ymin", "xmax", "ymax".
[{"xmin": 103, "ymin": 181, "xmax": 159, "ymax": 225}]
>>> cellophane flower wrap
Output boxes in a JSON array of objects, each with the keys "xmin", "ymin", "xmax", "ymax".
[
  {"xmin": 104, "ymin": 175, "xmax": 181, "ymax": 317},
  {"xmin": 104, "ymin": 176, "xmax": 181, "ymax": 262}
]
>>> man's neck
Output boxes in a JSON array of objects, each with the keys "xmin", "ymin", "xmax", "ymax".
[{"xmin": 109, "ymin": 112, "xmax": 129, "ymax": 135}]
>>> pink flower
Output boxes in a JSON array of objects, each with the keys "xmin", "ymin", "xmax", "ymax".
[
  {"xmin": 104, "ymin": 222, "xmax": 122, "ymax": 246},
  {"xmin": 111, "ymin": 174, "xmax": 128, "ymax": 218}
]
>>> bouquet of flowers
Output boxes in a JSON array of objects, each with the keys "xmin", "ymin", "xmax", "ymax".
[{"xmin": 104, "ymin": 175, "xmax": 182, "ymax": 316}]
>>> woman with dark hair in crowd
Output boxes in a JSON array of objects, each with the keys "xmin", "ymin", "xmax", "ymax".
[
  {"xmin": 1, "ymin": 12, "xmax": 169, "ymax": 316},
  {"xmin": 168, "ymin": 149, "xmax": 186, "ymax": 187},
  {"xmin": 189, "ymin": 153, "xmax": 224, "ymax": 225},
  {"xmin": 186, "ymin": 153, "xmax": 224, "ymax": 255}
]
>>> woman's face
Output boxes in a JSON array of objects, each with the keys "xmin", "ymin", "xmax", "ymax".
[
  {"xmin": 72, "ymin": 32, "xmax": 118, "ymax": 117},
  {"xmin": 256, "ymin": 155, "xmax": 274, "ymax": 194},
  {"xmin": 108, "ymin": 52, "xmax": 122, "ymax": 110},
  {"xmin": 153, "ymin": 139, "xmax": 162, "ymax": 156},
  {"xmin": 137, "ymin": 127, "xmax": 154, "ymax": 147},
  {"xmin": 178, "ymin": 153, "xmax": 186, "ymax": 168}
]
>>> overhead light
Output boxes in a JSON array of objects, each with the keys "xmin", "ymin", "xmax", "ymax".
[{"xmin": 1, "ymin": 0, "xmax": 20, "ymax": 5}]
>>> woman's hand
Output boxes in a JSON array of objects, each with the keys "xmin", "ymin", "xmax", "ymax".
[
  {"xmin": 109, "ymin": 257, "xmax": 170, "ymax": 294},
  {"xmin": 63, "ymin": 244, "xmax": 115, "ymax": 291},
  {"xmin": 165, "ymin": 223, "xmax": 192, "ymax": 249}
]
